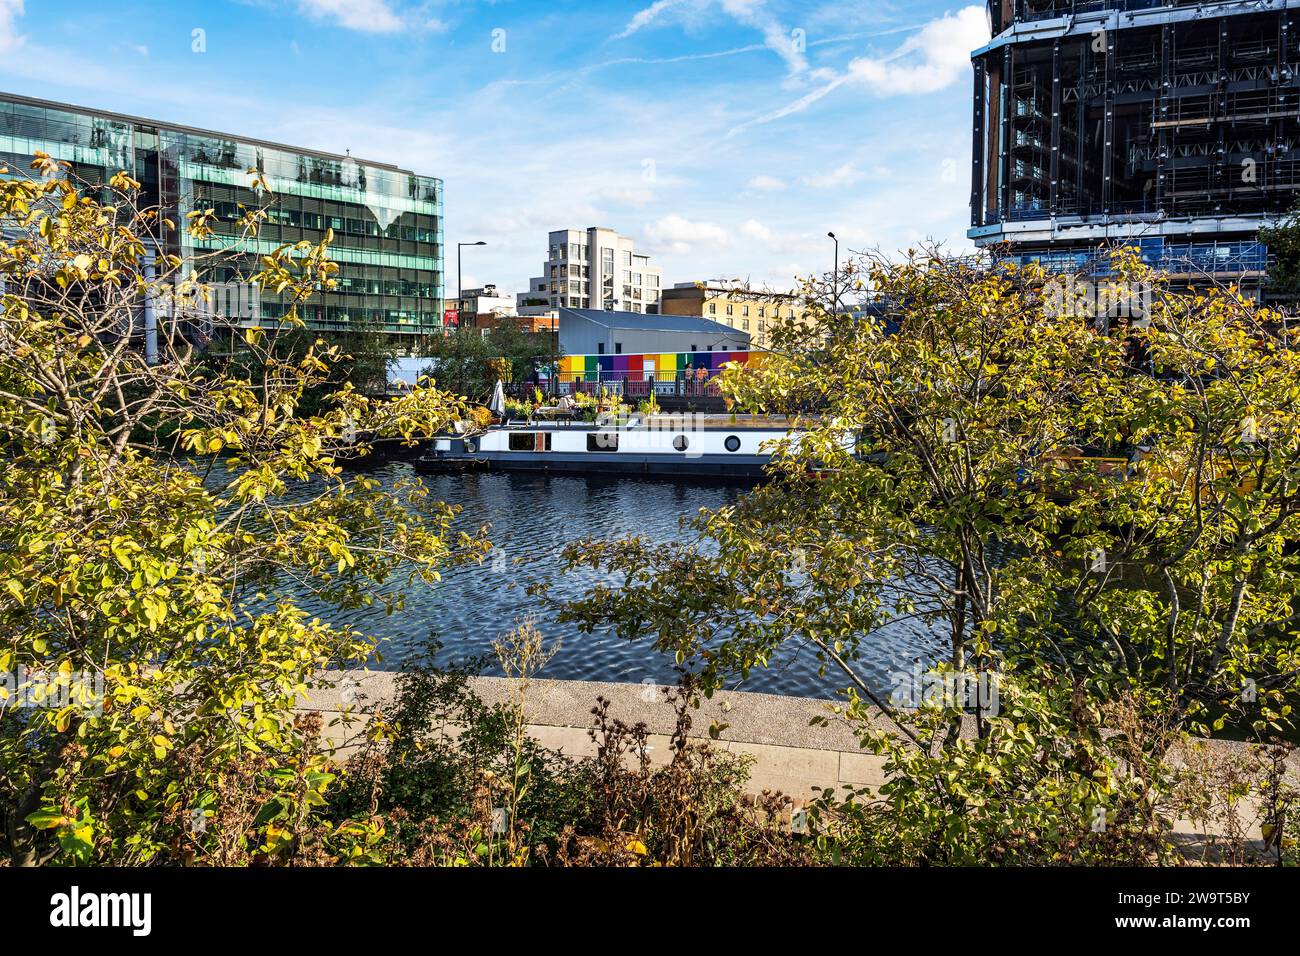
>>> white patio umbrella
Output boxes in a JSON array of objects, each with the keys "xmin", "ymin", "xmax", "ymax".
[{"xmin": 488, "ymin": 379, "xmax": 507, "ymax": 418}]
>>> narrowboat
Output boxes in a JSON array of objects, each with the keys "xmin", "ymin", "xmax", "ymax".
[{"xmin": 415, "ymin": 414, "xmax": 841, "ymax": 480}]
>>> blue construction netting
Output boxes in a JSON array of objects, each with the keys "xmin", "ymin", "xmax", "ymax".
[{"xmin": 1003, "ymin": 238, "xmax": 1270, "ymax": 278}]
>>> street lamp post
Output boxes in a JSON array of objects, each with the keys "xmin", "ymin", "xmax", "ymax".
[
  {"xmin": 456, "ymin": 240, "xmax": 486, "ymax": 326},
  {"xmin": 550, "ymin": 311, "xmax": 559, "ymax": 399},
  {"xmin": 827, "ymin": 231, "xmax": 839, "ymax": 316}
]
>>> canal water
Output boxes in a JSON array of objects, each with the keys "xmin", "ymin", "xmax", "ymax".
[{"xmin": 282, "ymin": 461, "xmax": 948, "ymax": 698}]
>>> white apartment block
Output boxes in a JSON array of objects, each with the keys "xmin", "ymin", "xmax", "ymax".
[{"xmin": 518, "ymin": 227, "xmax": 662, "ymax": 315}]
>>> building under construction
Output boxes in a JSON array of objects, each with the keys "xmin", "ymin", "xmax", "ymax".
[{"xmin": 969, "ymin": 0, "xmax": 1300, "ymax": 290}]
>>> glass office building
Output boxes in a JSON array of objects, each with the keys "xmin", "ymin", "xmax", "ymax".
[{"xmin": 0, "ymin": 92, "xmax": 444, "ymax": 345}]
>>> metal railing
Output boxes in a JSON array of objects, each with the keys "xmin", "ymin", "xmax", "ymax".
[
  {"xmin": 556, "ymin": 373, "xmax": 726, "ymax": 399},
  {"xmin": 504, "ymin": 371, "xmax": 727, "ymax": 400}
]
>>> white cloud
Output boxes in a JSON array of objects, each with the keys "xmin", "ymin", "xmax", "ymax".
[
  {"xmin": 747, "ymin": 174, "xmax": 785, "ymax": 191},
  {"xmin": 297, "ymin": 0, "xmax": 405, "ymax": 34},
  {"xmin": 848, "ymin": 6, "xmax": 988, "ymax": 95},
  {"xmin": 643, "ymin": 214, "xmax": 729, "ymax": 255},
  {"xmin": 131, "ymin": 44, "xmax": 149, "ymax": 58},
  {"xmin": 592, "ymin": 184, "xmax": 657, "ymax": 207},
  {"xmin": 801, "ymin": 163, "xmax": 863, "ymax": 188},
  {"xmin": 740, "ymin": 218, "xmax": 773, "ymax": 242},
  {"xmin": 0, "ymin": 0, "xmax": 24, "ymax": 53}
]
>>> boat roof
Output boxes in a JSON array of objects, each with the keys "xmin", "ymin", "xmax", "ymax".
[{"xmin": 495, "ymin": 413, "xmax": 814, "ymax": 432}]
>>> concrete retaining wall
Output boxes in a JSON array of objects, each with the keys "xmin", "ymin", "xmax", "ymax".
[{"xmin": 299, "ymin": 670, "xmax": 1298, "ymax": 854}]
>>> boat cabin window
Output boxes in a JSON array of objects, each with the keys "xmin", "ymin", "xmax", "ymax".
[
  {"xmin": 509, "ymin": 432, "xmax": 552, "ymax": 452},
  {"xmin": 724, "ymin": 435, "xmax": 741, "ymax": 452},
  {"xmin": 673, "ymin": 435, "xmax": 689, "ymax": 452},
  {"xmin": 588, "ymin": 432, "xmax": 619, "ymax": 452}
]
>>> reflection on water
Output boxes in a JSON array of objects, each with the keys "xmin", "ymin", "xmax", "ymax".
[{"xmin": 277, "ymin": 462, "xmax": 947, "ymax": 698}]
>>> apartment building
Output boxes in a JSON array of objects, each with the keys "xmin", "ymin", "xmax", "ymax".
[
  {"xmin": 659, "ymin": 281, "xmax": 807, "ymax": 350},
  {"xmin": 519, "ymin": 227, "xmax": 662, "ymax": 314}
]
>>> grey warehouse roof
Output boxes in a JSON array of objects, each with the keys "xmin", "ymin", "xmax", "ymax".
[{"xmin": 560, "ymin": 308, "xmax": 745, "ymax": 337}]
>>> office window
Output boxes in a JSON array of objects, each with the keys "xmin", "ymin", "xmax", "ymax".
[
  {"xmin": 614, "ymin": 342, "xmax": 622, "ymax": 354},
  {"xmin": 622, "ymin": 250, "xmax": 632, "ymax": 265}
]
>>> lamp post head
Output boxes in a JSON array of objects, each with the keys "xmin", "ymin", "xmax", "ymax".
[{"xmin": 827, "ymin": 231, "xmax": 837, "ymax": 240}]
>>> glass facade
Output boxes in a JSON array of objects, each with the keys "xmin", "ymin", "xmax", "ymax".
[{"xmin": 0, "ymin": 93, "xmax": 444, "ymax": 340}]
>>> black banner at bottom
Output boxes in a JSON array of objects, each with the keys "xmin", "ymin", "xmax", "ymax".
[{"xmin": 0, "ymin": 865, "xmax": 1287, "ymax": 943}]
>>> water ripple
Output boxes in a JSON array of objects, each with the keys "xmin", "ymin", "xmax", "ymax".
[{"xmin": 277, "ymin": 462, "xmax": 948, "ymax": 698}]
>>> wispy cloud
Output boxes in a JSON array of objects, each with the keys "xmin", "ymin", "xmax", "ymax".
[
  {"xmin": 747, "ymin": 175, "xmax": 785, "ymax": 191},
  {"xmin": 612, "ymin": 0, "xmax": 690, "ymax": 40},
  {"xmin": 800, "ymin": 163, "xmax": 890, "ymax": 189},
  {"xmin": 725, "ymin": 5, "xmax": 987, "ymax": 137},
  {"xmin": 720, "ymin": 0, "xmax": 807, "ymax": 75},
  {"xmin": 725, "ymin": 73, "xmax": 848, "ymax": 138},
  {"xmin": 613, "ymin": 0, "xmax": 807, "ymax": 75},
  {"xmin": 0, "ymin": 0, "xmax": 24, "ymax": 53}
]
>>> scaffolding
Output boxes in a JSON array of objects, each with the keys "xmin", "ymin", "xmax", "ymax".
[{"xmin": 973, "ymin": 3, "xmax": 1300, "ymax": 232}]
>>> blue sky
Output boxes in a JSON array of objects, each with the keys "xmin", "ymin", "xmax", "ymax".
[{"xmin": 0, "ymin": 0, "xmax": 990, "ymax": 294}]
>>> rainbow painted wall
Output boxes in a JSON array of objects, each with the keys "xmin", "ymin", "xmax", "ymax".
[{"xmin": 556, "ymin": 350, "xmax": 767, "ymax": 382}]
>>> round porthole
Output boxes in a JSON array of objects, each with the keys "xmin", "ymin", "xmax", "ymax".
[
  {"xmin": 673, "ymin": 434, "xmax": 690, "ymax": 452},
  {"xmin": 724, "ymin": 435, "xmax": 742, "ymax": 452}
]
